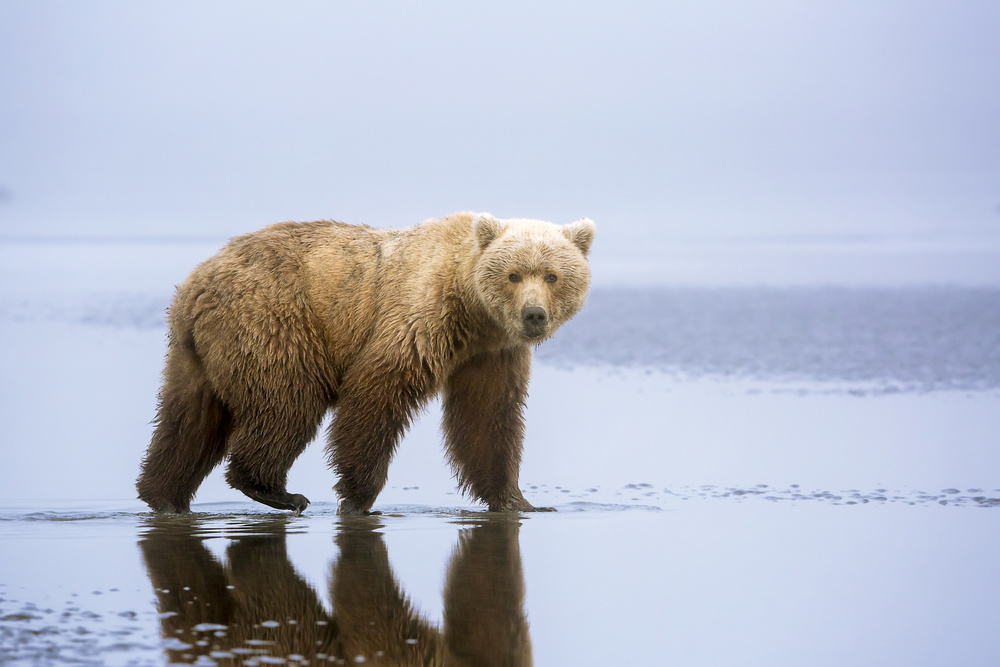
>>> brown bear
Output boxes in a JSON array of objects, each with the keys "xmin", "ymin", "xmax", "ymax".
[{"xmin": 136, "ymin": 211, "xmax": 594, "ymax": 515}]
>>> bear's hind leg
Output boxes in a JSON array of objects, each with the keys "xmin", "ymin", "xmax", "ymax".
[
  {"xmin": 225, "ymin": 406, "xmax": 324, "ymax": 513},
  {"xmin": 137, "ymin": 343, "xmax": 230, "ymax": 513}
]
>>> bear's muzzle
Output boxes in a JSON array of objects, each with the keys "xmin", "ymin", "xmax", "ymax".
[{"xmin": 521, "ymin": 306, "xmax": 548, "ymax": 339}]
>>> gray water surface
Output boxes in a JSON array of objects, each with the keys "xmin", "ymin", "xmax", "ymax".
[
  {"xmin": 538, "ymin": 287, "xmax": 1000, "ymax": 392},
  {"xmin": 4, "ymin": 287, "xmax": 999, "ymax": 392},
  {"xmin": 2, "ymin": 500, "xmax": 999, "ymax": 666}
]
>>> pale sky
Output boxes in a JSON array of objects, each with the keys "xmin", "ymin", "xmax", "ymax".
[{"xmin": 2, "ymin": 1, "xmax": 999, "ymax": 247}]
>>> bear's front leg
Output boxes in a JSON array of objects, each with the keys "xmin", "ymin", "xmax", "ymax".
[
  {"xmin": 328, "ymin": 364, "xmax": 428, "ymax": 515},
  {"xmin": 442, "ymin": 347, "xmax": 551, "ymax": 512}
]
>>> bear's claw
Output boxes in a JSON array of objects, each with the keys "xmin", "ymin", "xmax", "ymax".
[
  {"xmin": 241, "ymin": 489, "xmax": 310, "ymax": 514},
  {"xmin": 288, "ymin": 494, "xmax": 310, "ymax": 515},
  {"xmin": 522, "ymin": 505, "xmax": 557, "ymax": 512}
]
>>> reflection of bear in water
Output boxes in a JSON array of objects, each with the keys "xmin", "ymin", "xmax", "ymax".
[
  {"xmin": 138, "ymin": 516, "xmax": 531, "ymax": 665},
  {"xmin": 136, "ymin": 212, "xmax": 594, "ymax": 515}
]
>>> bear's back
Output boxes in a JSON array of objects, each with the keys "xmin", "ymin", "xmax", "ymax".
[{"xmin": 170, "ymin": 221, "xmax": 387, "ymax": 398}]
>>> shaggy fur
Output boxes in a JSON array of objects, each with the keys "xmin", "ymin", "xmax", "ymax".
[{"xmin": 136, "ymin": 211, "xmax": 594, "ymax": 514}]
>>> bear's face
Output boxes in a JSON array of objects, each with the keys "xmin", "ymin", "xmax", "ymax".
[{"xmin": 471, "ymin": 214, "xmax": 594, "ymax": 343}]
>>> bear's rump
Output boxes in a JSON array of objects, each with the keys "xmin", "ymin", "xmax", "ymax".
[{"xmin": 172, "ymin": 263, "xmax": 330, "ymax": 410}]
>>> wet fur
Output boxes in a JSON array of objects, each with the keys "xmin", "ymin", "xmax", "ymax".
[{"xmin": 136, "ymin": 212, "xmax": 594, "ymax": 514}]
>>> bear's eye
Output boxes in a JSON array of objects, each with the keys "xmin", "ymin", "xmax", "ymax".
[
  {"xmin": 508, "ymin": 273, "xmax": 522, "ymax": 283},
  {"xmin": 544, "ymin": 273, "xmax": 558, "ymax": 283}
]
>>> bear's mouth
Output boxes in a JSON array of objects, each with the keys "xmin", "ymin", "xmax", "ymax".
[{"xmin": 521, "ymin": 327, "xmax": 547, "ymax": 341}]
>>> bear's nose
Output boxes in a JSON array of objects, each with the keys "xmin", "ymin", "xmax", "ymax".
[{"xmin": 521, "ymin": 306, "xmax": 548, "ymax": 337}]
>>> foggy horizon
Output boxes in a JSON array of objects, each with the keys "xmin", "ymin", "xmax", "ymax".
[{"xmin": 2, "ymin": 1, "xmax": 999, "ymax": 252}]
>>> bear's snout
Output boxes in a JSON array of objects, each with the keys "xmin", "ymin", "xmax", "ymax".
[{"xmin": 521, "ymin": 306, "xmax": 548, "ymax": 338}]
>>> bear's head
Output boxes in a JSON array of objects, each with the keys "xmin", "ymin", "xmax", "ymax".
[{"xmin": 471, "ymin": 213, "xmax": 595, "ymax": 343}]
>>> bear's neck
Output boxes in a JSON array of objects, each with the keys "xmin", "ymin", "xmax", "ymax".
[{"xmin": 396, "ymin": 232, "xmax": 519, "ymax": 366}]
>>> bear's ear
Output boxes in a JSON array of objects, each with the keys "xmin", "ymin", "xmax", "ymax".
[
  {"xmin": 473, "ymin": 213, "xmax": 506, "ymax": 250},
  {"xmin": 562, "ymin": 218, "xmax": 595, "ymax": 256}
]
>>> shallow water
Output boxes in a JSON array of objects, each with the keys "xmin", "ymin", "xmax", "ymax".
[
  {"xmin": 2, "ymin": 241, "xmax": 1000, "ymax": 664},
  {"xmin": 2, "ymin": 499, "xmax": 999, "ymax": 666}
]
